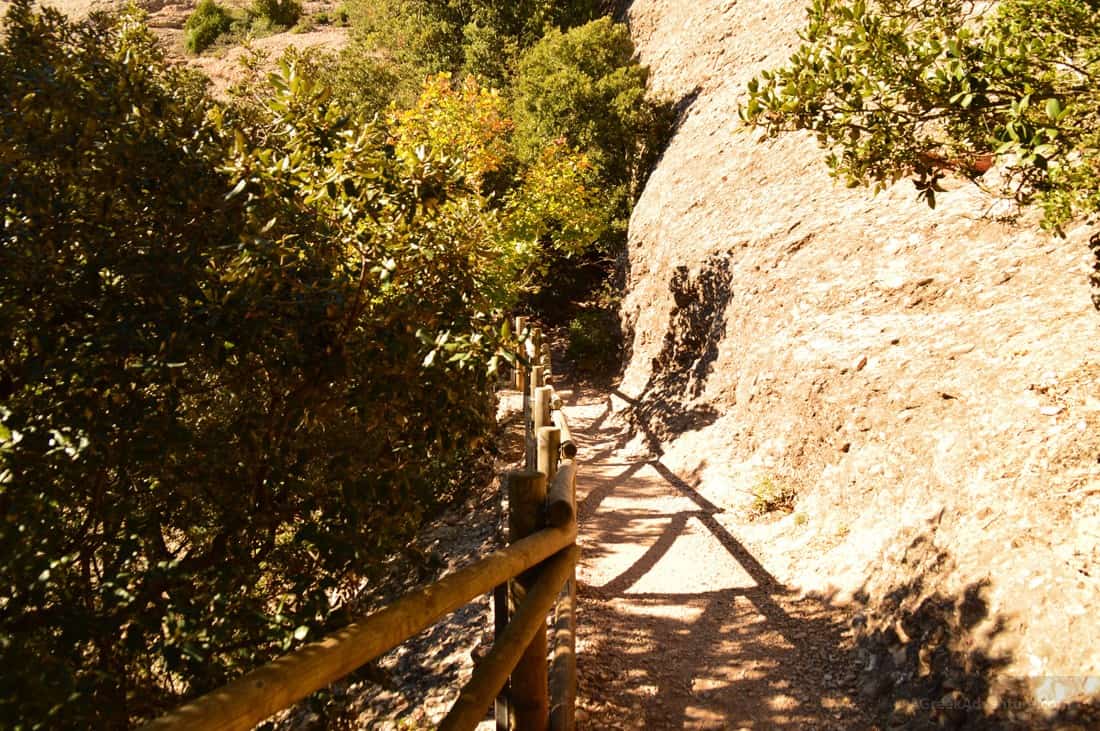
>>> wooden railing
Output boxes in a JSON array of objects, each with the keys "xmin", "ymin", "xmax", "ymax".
[{"xmin": 142, "ymin": 321, "xmax": 579, "ymax": 731}]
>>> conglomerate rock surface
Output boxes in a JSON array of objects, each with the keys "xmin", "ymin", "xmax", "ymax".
[{"xmin": 610, "ymin": 0, "xmax": 1099, "ymax": 721}]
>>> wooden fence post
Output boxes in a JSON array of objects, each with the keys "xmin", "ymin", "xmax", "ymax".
[
  {"xmin": 531, "ymin": 327, "xmax": 543, "ymax": 359},
  {"xmin": 548, "ymin": 462, "xmax": 578, "ymax": 731},
  {"xmin": 503, "ymin": 313, "xmax": 527, "ymax": 729},
  {"xmin": 549, "ymin": 576, "xmax": 577, "ymax": 731},
  {"xmin": 533, "ymin": 386, "xmax": 552, "ymax": 435},
  {"xmin": 537, "ymin": 427, "xmax": 561, "ymax": 484},
  {"xmin": 514, "ymin": 316, "xmax": 528, "ymax": 391},
  {"xmin": 507, "ymin": 471, "xmax": 550, "ymax": 730},
  {"xmin": 527, "ymin": 379, "xmax": 547, "ymax": 470},
  {"xmin": 540, "ymin": 343, "xmax": 552, "ymax": 376}
]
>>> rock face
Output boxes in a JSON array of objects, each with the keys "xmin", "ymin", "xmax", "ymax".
[{"xmin": 620, "ymin": 0, "xmax": 1098, "ymax": 715}]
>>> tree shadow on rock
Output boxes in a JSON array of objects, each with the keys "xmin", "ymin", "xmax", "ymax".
[
  {"xmin": 625, "ymin": 252, "xmax": 734, "ymax": 451},
  {"xmin": 848, "ymin": 535, "xmax": 1100, "ymax": 730}
]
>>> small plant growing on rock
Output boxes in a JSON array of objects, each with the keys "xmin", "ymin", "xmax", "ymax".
[
  {"xmin": 184, "ymin": 0, "xmax": 232, "ymax": 53},
  {"xmin": 750, "ymin": 475, "xmax": 797, "ymax": 516}
]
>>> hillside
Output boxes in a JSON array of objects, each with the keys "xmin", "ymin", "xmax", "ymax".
[
  {"xmin": 0, "ymin": 0, "xmax": 350, "ymax": 90},
  {"xmin": 612, "ymin": 0, "xmax": 1099, "ymax": 720}
]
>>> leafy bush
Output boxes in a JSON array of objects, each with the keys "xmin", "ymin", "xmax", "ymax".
[
  {"xmin": 0, "ymin": 4, "xmax": 604, "ymax": 726},
  {"xmin": 565, "ymin": 308, "xmax": 621, "ymax": 374},
  {"xmin": 252, "ymin": 0, "xmax": 301, "ymax": 29},
  {"xmin": 349, "ymin": 0, "xmax": 604, "ymax": 84},
  {"xmin": 742, "ymin": 0, "xmax": 1100, "ymax": 233},
  {"xmin": 510, "ymin": 17, "xmax": 670, "ymax": 317},
  {"xmin": 513, "ymin": 17, "xmax": 671, "ymax": 203},
  {"xmin": 184, "ymin": 0, "xmax": 231, "ymax": 53}
]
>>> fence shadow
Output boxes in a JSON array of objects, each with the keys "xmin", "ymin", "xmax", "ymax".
[
  {"xmin": 572, "ymin": 410, "xmax": 1100, "ymax": 729},
  {"xmin": 575, "ymin": 450, "xmax": 871, "ymax": 729}
]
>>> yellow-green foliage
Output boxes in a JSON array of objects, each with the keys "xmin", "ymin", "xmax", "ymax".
[
  {"xmin": 750, "ymin": 475, "xmax": 798, "ymax": 516},
  {"xmin": 743, "ymin": 0, "xmax": 1100, "ymax": 232},
  {"xmin": 513, "ymin": 17, "xmax": 671, "ymax": 203},
  {"xmin": 0, "ymin": 3, "xmax": 608, "ymax": 725},
  {"xmin": 184, "ymin": 0, "xmax": 231, "ymax": 53}
]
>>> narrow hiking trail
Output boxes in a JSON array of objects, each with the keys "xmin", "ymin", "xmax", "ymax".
[{"xmin": 560, "ymin": 386, "xmax": 875, "ymax": 731}]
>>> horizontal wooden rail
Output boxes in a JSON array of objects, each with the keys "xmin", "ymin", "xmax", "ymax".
[
  {"xmin": 440, "ymin": 545, "xmax": 579, "ymax": 731},
  {"xmin": 552, "ymin": 410, "xmax": 577, "ymax": 459},
  {"xmin": 141, "ymin": 522, "xmax": 577, "ymax": 731},
  {"xmin": 143, "ymin": 320, "xmax": 579, "ymax": 731}
]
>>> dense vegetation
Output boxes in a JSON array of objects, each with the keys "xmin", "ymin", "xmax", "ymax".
[
  {"xmin": 743, "ymin": 0, "xmax": 1100, "ymax": 228},
  {"xmin": 184, "ymin": 0, "xmax": 303, "ymax": 53},
  {"xmin": 350, "ymin": 0, "xmax": 605, "ymax": 89},
  {"xmin": 0, "ymin": 0, "xmax": 655, "ymax": 725},
  {"xmin": 340, "ymin": 0, "xmax": 671, "ymax": 321}
]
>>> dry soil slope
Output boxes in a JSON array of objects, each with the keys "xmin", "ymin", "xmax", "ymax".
[
  {"xmin": 0, "ymin": 0, "xmax": 349, "ymax": 93},
  {"xmin": 620, "ymin": 0, "xmax": 1098, "ymax": 714}
]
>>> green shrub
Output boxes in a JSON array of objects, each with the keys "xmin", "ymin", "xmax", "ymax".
[
  {"xmin": 750, "ymin": 476, "xmax": 798, "ymax": 516},
  {"xmin": 349, "ymin": 0, "xmax": 604, "ymax": 83},
  {"xmin": 511, "ymin": 17, "xmax": 671, "ymax": 314},
  {"xmin": 565, "ymin": 308, "xmax": 621, "ymax": 374},
  {"xmin": 184, "ymin": 0, "xmax": 231, "ymax": 53},
  {"xmin": 1, "ymin": 5, "xmax": 609, "ymax": 725},
  {"xmin": 743, "ymin": 0, "xmax": 1100, "ymax": 233},
  {"xmin": 513, "ymin": 17, "xmax": 671, "ymax": 203},
  {"xmin": 252, "ymin": 0, "xmax": 301, "ymax": 28}
]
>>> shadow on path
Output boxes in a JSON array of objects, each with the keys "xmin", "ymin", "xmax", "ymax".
[
  {"xmin": 567, "ymin": 391, "xmax": 868, "ymax": 730},
  {"xmin": 566, "ymin": 388, "xmax": 1100, "ymax": 730}
]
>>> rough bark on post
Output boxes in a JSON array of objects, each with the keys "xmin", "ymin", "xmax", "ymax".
[
  {"xmin": 540, "ymin": 343, "xmax": 552, "ymax": 375},
  {"xmin": 514, "ymin": 316, "xmax": 528, "ymax": 391},
  {"xmin": 507, "ymin": 471, "xmax": 550, "ymax": 731},
  {"xmin": 533, "ymin": 386, "xmax": 553, "ymax": 435},
  {"xmin": 537, "ymin": 427, "xmax": 561, "ymax": 485}
]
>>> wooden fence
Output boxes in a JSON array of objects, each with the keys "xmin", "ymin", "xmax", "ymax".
[{"xmin": 142, "ymin": 320, "xmax": 579, "ymax": 731}]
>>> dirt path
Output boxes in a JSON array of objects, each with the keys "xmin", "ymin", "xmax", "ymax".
[{"xmin": 560, "ymin": 386, "xmax": 874, "ymax": 730}]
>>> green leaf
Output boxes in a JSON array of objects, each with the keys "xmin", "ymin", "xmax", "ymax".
[
  {"xmin": 1045, "ymin": 98, "xmax": 1063, "ymax": 120},
  {"xmin": 225, "ymin": 178, "xmax": 247, "ymax": 201}
]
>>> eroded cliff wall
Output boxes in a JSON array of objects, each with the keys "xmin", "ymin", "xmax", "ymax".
[{"xmin": 620, "ymin": 0, "xmax": 1098, "ymax": 710}]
